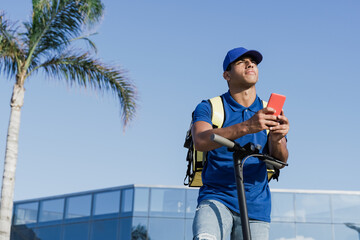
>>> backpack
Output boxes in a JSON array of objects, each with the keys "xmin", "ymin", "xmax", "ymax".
[{"xmin": 183, "ymin": 96, "xmax": 280, "ymax": 187}]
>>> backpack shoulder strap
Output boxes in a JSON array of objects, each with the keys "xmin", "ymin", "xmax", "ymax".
[
  {"xmin": 262, "ymin": 100, "xmax": 269, "ymax": 135},
  {"xmin": 209, "ymin": 96, "xmax": 225, "ymax": 128},
  {"xmin": 183, "ymin": 95, "xmax": 225, "ymax": 187},
  {"xmin": 262, "ymin": 100, "xmax": 268, "ymax": 108}
]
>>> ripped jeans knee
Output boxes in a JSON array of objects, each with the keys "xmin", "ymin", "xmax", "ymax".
[
  {"xmin": 194, "ymin": 233, "xmax": 217, "ymax": 240},
  {"xmin": 192, "ymin": 200, "xmax": 233, "ymax": 240}
]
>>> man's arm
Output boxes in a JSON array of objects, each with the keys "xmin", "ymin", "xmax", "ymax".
[
  {"xmin": 192, "ymin": 107, "xmax": 280, "ymax": 152},
  {"xmin": 268, "ymin": 111, "xmax": 290, "ymax": 167}
]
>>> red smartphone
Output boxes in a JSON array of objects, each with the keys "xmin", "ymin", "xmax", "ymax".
[{"xmin": 267, "ymin": 93, "xmax": 286, "ymax": 116}]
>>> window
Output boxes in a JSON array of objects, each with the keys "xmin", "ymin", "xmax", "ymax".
[
  {"xmin": 132, "ymin": 218, "xmax": 149, "ymax": 240},
  {"xmin": 269, "ymin": 222, "xmax": 296, "ymax": 239},
  {"xmin": 295, "ymin": 193, "xmax": 331, "ymax": 223},
  {"xmin": 271, "ymin": 192, "xmax": 295, "ymax": 222},
  {"xmin": 63, "ymin": 223, "xmax": 89, "ymax": 240},
  {"xmin": 133, "ymin": 188, "xmax": 149, "ymax": 216},
  {"xmin": 185, "ymin": 189, "xmax": 198, "ymax": 218},
  {"xmin": 334, "ymin": 223, "xmax": 360, "ymax": 239},
  {"xmin": 121, "ymin": 188, "xmax": 134, "ymax": 214},
  {"xmin": 11, "ymin": 225, "xmax": 38, "ymax": 240},
  {"xmin": 13, "ymin": 202, "xmax": 38, "ymax": 225},
  {"xmin": 150, "ymin": 188, "xmax": 185, "ymax": 217},
  {"xmin": 65, "ymin": 195, "xmax": 92, "ymax": 219},
  {"xmin": 332, "ymin": 194, "xmax": 360, "ymax": 224},
  {"xmin": 148, "ymin": 218, "xmax": 185, "ymax": 240},
  {"xmin": 90, "ymin": 219, "xmax": 118, "ymax": 240},
  {"xmin": 119, "ymin": 217, "xmax": 132, "ymax": 239},
  {"xmin": 93, "ymin": 191, "xmax": 120, "ymax": 216},
  {"xmin": 296, "ymin": 223, "xmax": 333, "ymax": 240},
  {"xmin": 185, "ymin": 219, "xmax": 194, "ymax": 240},
  {"xmin": 34, "ymin": 226, "xmax": 62, "ymax": 240},
  {"xmin": 39, "ymin": 198, "xmax": 64, "ymax": 222}
]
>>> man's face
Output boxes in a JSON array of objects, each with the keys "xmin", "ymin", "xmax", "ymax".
[{"xmin": 224, "ymin": 56, "xmax": 259, "ymax": 89}]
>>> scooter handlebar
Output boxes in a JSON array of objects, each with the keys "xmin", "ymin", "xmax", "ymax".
[
  {"xmin": 211, "ymin": 134, "xmax": 236, "ymax": 149},
  {"xmin": 211, "ymin": 134, "xmax": 288, "ymax": 168},
  {"xmin": 263, "ymin": 159, "xmax": 285, "ymax": 169}
]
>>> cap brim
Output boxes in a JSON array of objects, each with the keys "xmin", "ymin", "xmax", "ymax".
[{"xmin": 242, "ymin": 50, "xmax": 263, "ymax": 64}]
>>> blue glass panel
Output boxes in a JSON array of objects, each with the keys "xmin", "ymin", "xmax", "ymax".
[
  {"xmin": 269, "ymin": 222, "xmax": 296, "ymax": 240},
  {"xmin": 332, "ymin": 194, "xmax": 360, "ymax": 224},
  {"xmin": 63, "ymin": 223, "xmax": 89, "ymax": 240},
  {"xmin": 11, "ymin": 225, "xmax": 37, "ymax": 240},
  {"xmin": 65, "ymin": 195, "xmax": 92, "ymax": 219},
  {"xmin": 132, "ymin": 217, "xmax": 149, "ymax": 240},
  {"xmin": 148, "ymin": 218, "xmax": 185, "ymax": 240},
  {"xmin": 185, "ymin": 189, "xmax": 199, "ymax": 218},
  {"xmin": 271, "ymin": 192, "xmax": 295, "ymax": 222},
  {"xmin": 119, "ymin": 217, "xmax": 132, "ymax": 239},
  {"xmin": 334, "ymin": 223, "xmax": 360, "ymax": 240},
  {"xmin": 90, "ymin": 219, "xmax": 118, "ymax": 240},
  {"xmin": 34, "ymin": 226, "xmax": 61, "ymax": 240},
  {"xmin": 296, "ymin": 223, "xmax": 333, "ymax": 240},
  {"xmin": 121, "ymin": 188, "xmax": 134, "ymax": 214},
  {"xmin": 14, "ymin": 202, "xmax": 39, "ymax": 225},
  {"xmin": 133, "ymin": 188, "xmax": 149, "ymax": 216},
  {"xmin": 185, "ymin": 218, "xmax": 194, "ymax": 240},
  {"xmin": 93, "ymin": 190, "xmax": 120, "ymax": 216},
  {"xmin": 150, "ymin": 188, "xmax": 185, "ymax": 217},
  {"xmin": 39, "ymin": 198, "xmax": 64, "ymax": 222},
  {"xmin": 295, "ymin": 193, "xmax": 331, "ymax": 223}
]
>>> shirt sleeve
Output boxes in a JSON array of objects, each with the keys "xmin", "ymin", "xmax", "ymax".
[{"xmin": 193, "ymin": 100, "xmax": 212, "ymax": 125}]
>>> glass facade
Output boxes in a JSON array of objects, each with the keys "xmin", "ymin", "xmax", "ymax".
[{"xmin": 11, "ymin": 185, "xmax": 360, "ymax": 240}]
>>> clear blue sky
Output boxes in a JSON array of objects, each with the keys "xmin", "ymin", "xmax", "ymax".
[{"xmin": 1, "ymin": 0, "xmax": 360, "ymax": 201}]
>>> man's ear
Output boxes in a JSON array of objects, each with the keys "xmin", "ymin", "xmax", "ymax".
[{"xmin": 223, "ymin": 71, "xmax": 230, "ymax": 81}]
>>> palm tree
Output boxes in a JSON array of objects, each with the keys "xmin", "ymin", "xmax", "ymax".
[
  {"xmin": 0, "ymin": 1, "xmax": 137, "ymax": 239},
  {"xmin": 132, "ymin": 224, "xmax": 151, "ymax": 240}
]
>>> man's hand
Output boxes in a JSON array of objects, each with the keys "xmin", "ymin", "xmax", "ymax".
[
  {"xmin": 268, "ymin": 110, "xmax": 289, "ymax": 164},
  {"xmin": 246, "ymin": 107, "xmax": 279, "ymax": 134},
  {"xmin": 269, "ymin": 110, "xmax": 289, "ymax": 142}
]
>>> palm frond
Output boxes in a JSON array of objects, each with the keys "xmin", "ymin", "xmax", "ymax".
[
  {"xmin": 78, "ymin": 0, "xmax": 104, "ymax": 26},
  {"xmin": 27, "ymin": 0, "xmax": 84, "ymax": 63},
  {"xmin": 35, "ymin": 51, "xmax": 136, "ymax": 127},
  {"xmin": 26, "ymin": 0, "xmax": 104, "ymax": 68},
  {"xmin": 69, "ymin": 33, "xmax": 98, "ymax": 54},
  {"xmin": 0, "ymin": 13, "xmax": 24, "ymax": 79}
]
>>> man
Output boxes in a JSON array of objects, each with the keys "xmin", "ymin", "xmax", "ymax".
[{"xmin": 192, "ymin": 47, "xmax": 289, "ymax": 240}]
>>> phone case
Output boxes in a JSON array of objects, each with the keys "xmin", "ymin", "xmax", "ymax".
[{"xmin": 267, "ymin": 93, "xmax": 286, "ymax": 116}]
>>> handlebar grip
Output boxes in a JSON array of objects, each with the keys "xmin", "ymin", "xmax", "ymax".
[
  {"xmin": 263, "ymin": 159, "xmax": 284, "ymax": 169},
  {"xmin": 211, "ymin": 134, "xmax": 235, "ymax": 149}
]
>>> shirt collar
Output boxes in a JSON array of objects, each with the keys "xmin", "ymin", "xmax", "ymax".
[{"xmin": 224, "ymin": 90, "xmax": 262, "ymax": 113}]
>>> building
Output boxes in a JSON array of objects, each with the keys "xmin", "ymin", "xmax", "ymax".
[{"xmin": 11, "ymin": 185, "xmax": 360, "ymax": 240}]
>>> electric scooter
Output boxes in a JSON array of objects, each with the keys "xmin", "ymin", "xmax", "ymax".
[{"xmin": 211, "ymin": 134, "xmax": 288, "ymax": 240}]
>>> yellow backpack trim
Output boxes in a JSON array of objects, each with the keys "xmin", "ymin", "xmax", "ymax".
[
  {"xmin": 188, "ymin": 96, "xmax": 224, "ymax": 187},
  {"xmin": 210, "ymin": 96, "xmax": 225, "ymax": 129},
  {"xmin": 262, "ymin": 100, "xmax": 270, "ymax": 135}
]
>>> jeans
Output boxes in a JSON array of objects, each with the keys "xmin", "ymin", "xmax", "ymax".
[{"xmin": 193, "ymin": 200, "xmax": 270, "ymax": 240}]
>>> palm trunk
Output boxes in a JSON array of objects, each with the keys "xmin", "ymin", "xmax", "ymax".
[{"xmin": 0, "ymin": 84, "xmax": 25, "ymax": 240}]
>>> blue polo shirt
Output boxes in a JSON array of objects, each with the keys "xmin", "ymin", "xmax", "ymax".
[{"xmin": 193, "ymin": 91, "xmax": 271, "ymax": 222}]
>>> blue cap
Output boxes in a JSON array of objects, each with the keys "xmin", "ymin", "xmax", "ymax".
[{"xmin": 223, "ymin": 47, "xmax": 263, "ymax": 71}]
